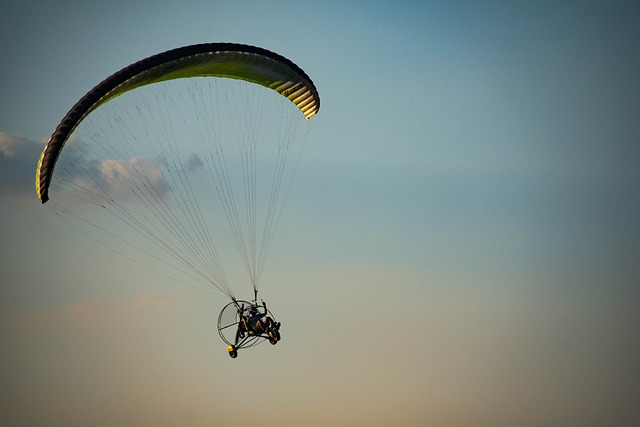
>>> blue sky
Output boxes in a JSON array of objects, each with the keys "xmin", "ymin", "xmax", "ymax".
[{"xmin": 2, "ymin": 1, "xmax": 640, "ymax": 426}]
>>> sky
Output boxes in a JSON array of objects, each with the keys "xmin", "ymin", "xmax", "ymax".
[{"xmin": 2, "ymin": 1, "xmax": 640, "ymax": 426}]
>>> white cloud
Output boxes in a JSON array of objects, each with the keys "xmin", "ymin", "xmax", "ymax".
[
  {"xmin": 99, "ymin": 157, "xmax": 168, "ymax": 197},
  {"xmin": 0, "ymin": 131, "xmax": 170, "ymax": 205},
  {"xmin": 0, "ymin": 132, "xmax": 26, "ymax": 157},
  {"xmin": 0, "ymin": 132, "xmax": 44, "ymax": 201},
  {"xmin": 58, "ymin": 155, "xmax": 170, "ymax": 205}
]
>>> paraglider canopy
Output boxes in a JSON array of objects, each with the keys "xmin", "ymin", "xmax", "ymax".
[{"xmin": 36, "ymin": 43, "xmax": 320, "ymax": 204}]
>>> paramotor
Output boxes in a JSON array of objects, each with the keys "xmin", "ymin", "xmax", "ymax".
[
  {"xmin": 35, "ymin": 43, "xmax": 319, "ymax": 357},
  {"xmin": 218, "ymin": 300, "xmax": 281, "ymax": 358}
]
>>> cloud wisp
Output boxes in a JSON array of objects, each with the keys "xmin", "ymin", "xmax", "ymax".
[
  {"xmin": 0, "ymin": 132, "xmax": 44, "ymax": 202},
  {"xmin": 27, "ymin": 290, "xmax": 190, "ymax": 326}
]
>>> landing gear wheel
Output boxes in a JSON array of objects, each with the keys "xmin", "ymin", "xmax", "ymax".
[{"xmin": 227, "ymin": 345, "xmax": 238, "ymax": 358}]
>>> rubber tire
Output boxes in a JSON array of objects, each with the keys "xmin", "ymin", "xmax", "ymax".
[{"xmin": 228, "ymin": 345, "xmax": 238, "ymax": 358}]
